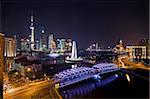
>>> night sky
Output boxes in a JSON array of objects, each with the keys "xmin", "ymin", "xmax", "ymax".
[{"xmin": 1, "ymin": 0, "xmax": 149, "ymax": 49}]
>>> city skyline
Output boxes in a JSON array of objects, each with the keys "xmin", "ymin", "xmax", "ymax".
[
  {"xmin": 1, "ymin": 0, "xmax": 149, "ymax": 49},
  {"xmin": 1, "ymin": 0, "xmax": 149, "ymax": 98}
]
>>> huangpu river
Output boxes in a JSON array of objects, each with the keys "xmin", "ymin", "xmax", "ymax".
[{"xmin": 44, "ymin": 63, "xmax": 149, "ymax": 98}]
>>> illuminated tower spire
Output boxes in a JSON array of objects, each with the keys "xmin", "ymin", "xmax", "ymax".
[{"xmin": 30, "ymin": 15, "xmax": 35, "ymax": 50}]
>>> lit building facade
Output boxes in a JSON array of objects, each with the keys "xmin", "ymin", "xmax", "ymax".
[
  {"xmin": 30, "ymin": 15, "xmax": 35, "ymax": 50},
  {"xmin": 35, "ymin": 40, "xmax": 40, "ymax": 50},
  {"xmin": 0, "ymin": 33, "xmax": 4, "ymax": 82},
  {"xmin": 126, "ymin": 46, "xmax": 146, "ymax": 59},
  {"xmin": 57, "ymin": 38, "xmax": 72, "ymax": 53},
  {"xmin": 86, "ymin": 43, "xmax": 100, "ymax": 50},
  {"xmin": 57, "ymin": 39, "xmax": 65, "ymax": 52},
  {"xmin": 40, "ymin": 30, "xmax": 47, "ymax": 50},
  {"xmin": 114, "ymin": 40, "xmax": 125, "ymax": 52},
  {"xmin": 139, "ymin": 38, "xmax": 150, "ymax": 59},
  {"xmin": 48, "ymin": 33, "xmax": 54, "ymax": 49},
  {"xmin": 4, "ymin": 36, "xmax": 16, "ymax": 71},
  {"xmin": 4, "ymin": 37, "xmax": 16, "ymax": 57},
  {"xmin": 65, "ymin": 39, "xmax": 72, "ymax": 52},
  {"xmin": 21, "ymin": 38, "xmax": 31, "ymax": 51},
  {"xmin": 47, "ymin": 33, "xmax": 57, "ymax": 53}
]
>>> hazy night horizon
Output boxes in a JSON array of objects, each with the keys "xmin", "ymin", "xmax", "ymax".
[{"xmin": 1, "ymin": 0, "xmax": 149, "ymax": 49}]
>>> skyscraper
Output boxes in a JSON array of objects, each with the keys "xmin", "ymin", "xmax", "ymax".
[
  {"xmin": 35, "ymin": 40, "xmax": 40, "ymax": 50},
  {"xmin": 48, "ymin": 33, "xmax": 54, "ymax": 49},
  {"xmin": 30, "ymin": 15, "xmax": 35, "ymax": 50},
  {"xmin": 65, "ymin": 39, "xmax": 72, "ymax": 52},
  {"xmin": 57, "ymin": 38, "xmax": 72, "ymax": 53},
  {"xmin": 40, "ymin": 29, "xmax": 47, "ymax": 50},
  {"xmin": 4, "ymin": 36, "xmax": 16, "ymax": 71},
  {"xmin": 48, "ymin": 33, "xmax": 56, "ymax": 52},
  {"xmin": 4, "ymin": 37, "xmax": 16, "ymax": 57},
  {"xmin": 57, "ymin": 39, "xmax": 66, "ymax": 52},
  {"xmin": 21, "ymin": 38, "xmax": 30, "ymax": 51}
]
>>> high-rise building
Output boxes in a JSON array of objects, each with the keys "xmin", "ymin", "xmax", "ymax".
[
  {"xmin": 57, "ymin": 39, "xmax": 66, "ymax": 52},
  {"xmin": 48, "ymin": 33, "xmax": 54, "ymax": 49},
  {"xmin": 21, "ymin": 38, "xmax": 30, "ymax": 51},
  {"xmin": 96, "ymin": 43, "xmax": 99, "ymax": 50},
  {"xmin": 40, "ymin": 30, "xmax": 47, "ymax": 50},
  {"xmin": 48, "ymin": 33, "xmax": 56, "ymax": 52},
  {"xmin": 4, "ymin": 37, "xmax": 16, "ymax": 57},
  {"xmin": 4, "ymin": 36, "xmax": 17, "ymax": 71},
  {"xmin": 57, "ymin": 38, "xmax": 72, "ymax": 52},
  {"xmin": 35, "ymin": 40, "xmax": 40, "ymax": 50},
  {"xmin": 30, "ymin": 15, "xmax": 35, "ymax": 50},
  {"xmin": 0, "ymin": 33, "xmax": 4, "ymax": 85},
  {"xmin": 65, "ymin": 39, "xmax": 72, "ymax": 52},
  {"xmin": 13, "ymin": 35, "xmax": 17, "ymax": 50}
]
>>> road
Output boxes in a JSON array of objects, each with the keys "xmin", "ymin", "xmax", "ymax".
[
  {"xmin": 121, "ymin": 58, "xmax": 150, "ymax": 71},
  {"xmin": 4, "ymin": 80, "xmax": 62, "ymax": 99}
]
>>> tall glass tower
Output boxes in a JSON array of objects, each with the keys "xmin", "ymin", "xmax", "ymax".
[{"xmin": 30, "ymin": 15, "xmax": 35, "ymax": 50}]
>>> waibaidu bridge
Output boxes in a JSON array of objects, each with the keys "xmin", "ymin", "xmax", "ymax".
[
  {"xmin": 53, "ymin": 63, "xmax": 121, "ymax": 88},
  {"xmin": 59, "ymin": 74, "xmax": 119, "ymax": 99}
]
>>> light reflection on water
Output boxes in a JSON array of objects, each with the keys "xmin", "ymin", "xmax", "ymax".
[
  {"xmin": 59, "ymin": 73, "xmax": 121, "ymax": 99},
  {"xmin": 125, "ymin": 74, "xmax": 131, "ymax": 82}
]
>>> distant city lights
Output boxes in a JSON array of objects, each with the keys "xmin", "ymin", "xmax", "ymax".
[{"xmin": 48, "ymin": 53, "xmax": 60, "ymax": 58}]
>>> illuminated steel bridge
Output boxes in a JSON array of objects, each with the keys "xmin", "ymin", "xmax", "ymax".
[
  {"xmin": 60, "ymin": 74, "xmax": 119, "ymax": 98},
  {"xmin": 54, "ymin": 63, "xmax": 120, "ymax": 88}
]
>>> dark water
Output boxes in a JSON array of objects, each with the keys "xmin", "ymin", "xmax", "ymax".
[
  {"xmin": 59, "ymin": 69, "xmax": 149, "ymax": 98},
  {"xmin": 42, "ymin": 62, "xmax": 149, "ymax": 98}
]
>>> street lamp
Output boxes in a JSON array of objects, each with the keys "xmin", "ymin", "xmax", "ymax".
[
  {"xmin": 15, "ymin": 72, "xmax": 18, "ymax": 75},
  {"xmin": 33, "ymin": 75, "xmax": 35, "ymax": 81},
  {"xmin": 92, "ymin": 44, "xmax": 96, "ymax": 47},
  {"xmin": 27, "ymin": 68, "xmax": 31, "ymax": 72},
  {"xmin": 44, "ymin": 73, "xmax": 46, "ymax": 77},
  {"xmin": 25, "ymin": 77, "xmax": 29, "ymax": 80},
  {"xmin": 44, "ymin": 73, "xmax": 47, "ymax": 80}
]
